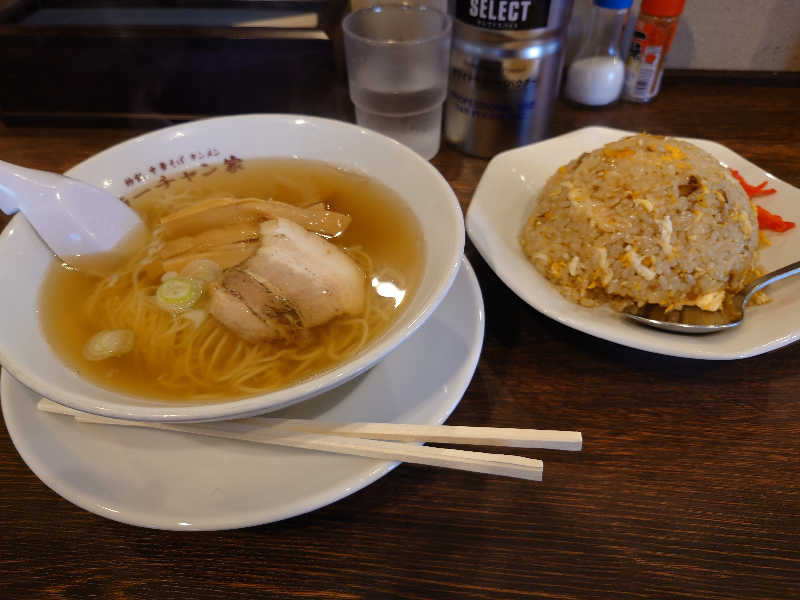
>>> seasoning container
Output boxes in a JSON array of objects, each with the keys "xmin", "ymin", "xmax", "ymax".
[
  {"xmin": 622, "ymin": 0, "xmax": 685, "ymax": 103},
  {"xmin": 444, "ymin": 0, "xmax": 575, "ymax": 158},
  {"xmin": 564, "ymin": 0, "xmax": 632, "ymax": 107}
]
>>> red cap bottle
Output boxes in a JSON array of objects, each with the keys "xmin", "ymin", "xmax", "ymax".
[
  {"xmin": 640, "ymin": 0, "xmax": 686, "ymax": 18},
  {"xmin": 622, "ymin": 0, "xmax": 686, "ymax": 102}
]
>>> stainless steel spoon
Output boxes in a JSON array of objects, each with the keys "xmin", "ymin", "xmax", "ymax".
[{"xmin": 624, "ymin": 259, "xmax": 800, "ymax": 334}]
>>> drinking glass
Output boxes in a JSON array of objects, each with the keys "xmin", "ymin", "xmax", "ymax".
[{"xmin": 342, "ymin": 4, "xmax": 452, "ymax": 160}]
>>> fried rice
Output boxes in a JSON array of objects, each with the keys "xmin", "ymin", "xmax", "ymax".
[{"xmin": 520, "ymin": 134, "xmax": 762, "ymax": 312}]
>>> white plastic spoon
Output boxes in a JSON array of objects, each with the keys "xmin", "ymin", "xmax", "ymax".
[{"xmin": 0, "ymin": 158, "xmax": 146, "ymax": 274}]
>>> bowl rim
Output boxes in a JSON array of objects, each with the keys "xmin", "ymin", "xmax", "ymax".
[{"xmin": 3, "ymin": 114, "xmax": 464, "ymax": 422}]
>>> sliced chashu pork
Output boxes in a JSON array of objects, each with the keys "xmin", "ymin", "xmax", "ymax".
[{"xmin": 208, "ymin": 218, "xmax": 365, "ymax": 342}]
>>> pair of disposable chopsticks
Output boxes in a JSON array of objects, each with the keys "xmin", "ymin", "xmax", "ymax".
[{"xmin": 37, "ymin": 398, "xmax": 581, "ymax": 481}]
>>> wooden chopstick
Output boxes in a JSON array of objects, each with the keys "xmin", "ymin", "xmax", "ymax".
[
  {"xmin": 232, "ymin": 418, "xmax": 582, "ymax": 450},
  {"xmin": 37, "ymin": 399, "xmax": 543, "ymax": 480},
  {"xmin": 37, "ymin": 399, "xmax": 581, "ymax": 480},
  {"xmin": 35, "ymin": 399, "xmax": 581, "ymax": 449}
]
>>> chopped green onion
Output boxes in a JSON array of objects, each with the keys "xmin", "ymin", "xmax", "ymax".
[
  {"xmin": 180, "ymin": 259, "xmax": 222, "ymax": 284},
  {"xmin": 83, "ymin": 329, "xmax": 135, "ymax": 361},
  {"xmin": 156, "ymin": 277, "xmax": 203, "ymax": 313}
]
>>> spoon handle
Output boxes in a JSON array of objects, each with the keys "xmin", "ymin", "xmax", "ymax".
[
  {"xmin": 0, "ymin": 159, "xmax": 65, "ymax": 215},
  {"xmin": 0, "ymin": 156, "xmax": 147, "ymax": 267},
  {"xmin": 741, "ymin": 259, "xmax": 800, "ymax": 308}
]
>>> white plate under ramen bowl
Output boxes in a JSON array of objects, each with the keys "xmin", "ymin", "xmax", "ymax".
[
  {"xmin": 1, "ymin": 258, "xmax": 484, "ymax": 530},
  {"xmin": 467, "ymin": 126, "xmax": 800, "ymax": 360},
  {"xmin": 0, "ymin": 114, "xmax": 464, "ymax": 420}
]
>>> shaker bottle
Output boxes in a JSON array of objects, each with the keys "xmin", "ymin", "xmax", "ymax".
[
  {"xmin": 564, "ymin": 0, "xmax": 632, "ymax": 107},
  {"xmin": 623, "ymin": 0, "xmax": 685, "ymax": 103},
  {"xmin": 444, "ymin": 0, "xmax": 575, "ymax": 158}
]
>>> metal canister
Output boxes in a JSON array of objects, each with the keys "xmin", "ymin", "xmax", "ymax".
[{"xmin": 444, "ymin": 0, "xmax": 574, "ymax": 157}]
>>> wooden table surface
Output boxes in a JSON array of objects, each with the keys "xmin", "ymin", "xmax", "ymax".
[{"xmin": 1, "ymin": 78, "xmax": 799, "ymax": 600}]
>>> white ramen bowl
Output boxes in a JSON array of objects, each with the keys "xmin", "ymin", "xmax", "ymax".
[{"xmin": 0, "ymin": 115, "xmax": 464, "ymax": 421}]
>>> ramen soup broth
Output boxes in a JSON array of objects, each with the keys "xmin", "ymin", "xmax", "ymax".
[{"xmin": 39, "ymin": 158, "xmax": 424, "ymax": 402}]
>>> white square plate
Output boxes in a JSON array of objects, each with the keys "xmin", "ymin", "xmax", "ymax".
[{"xmin": 467, "ymin": 126, "xmax": 800, "ymax": 359}]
